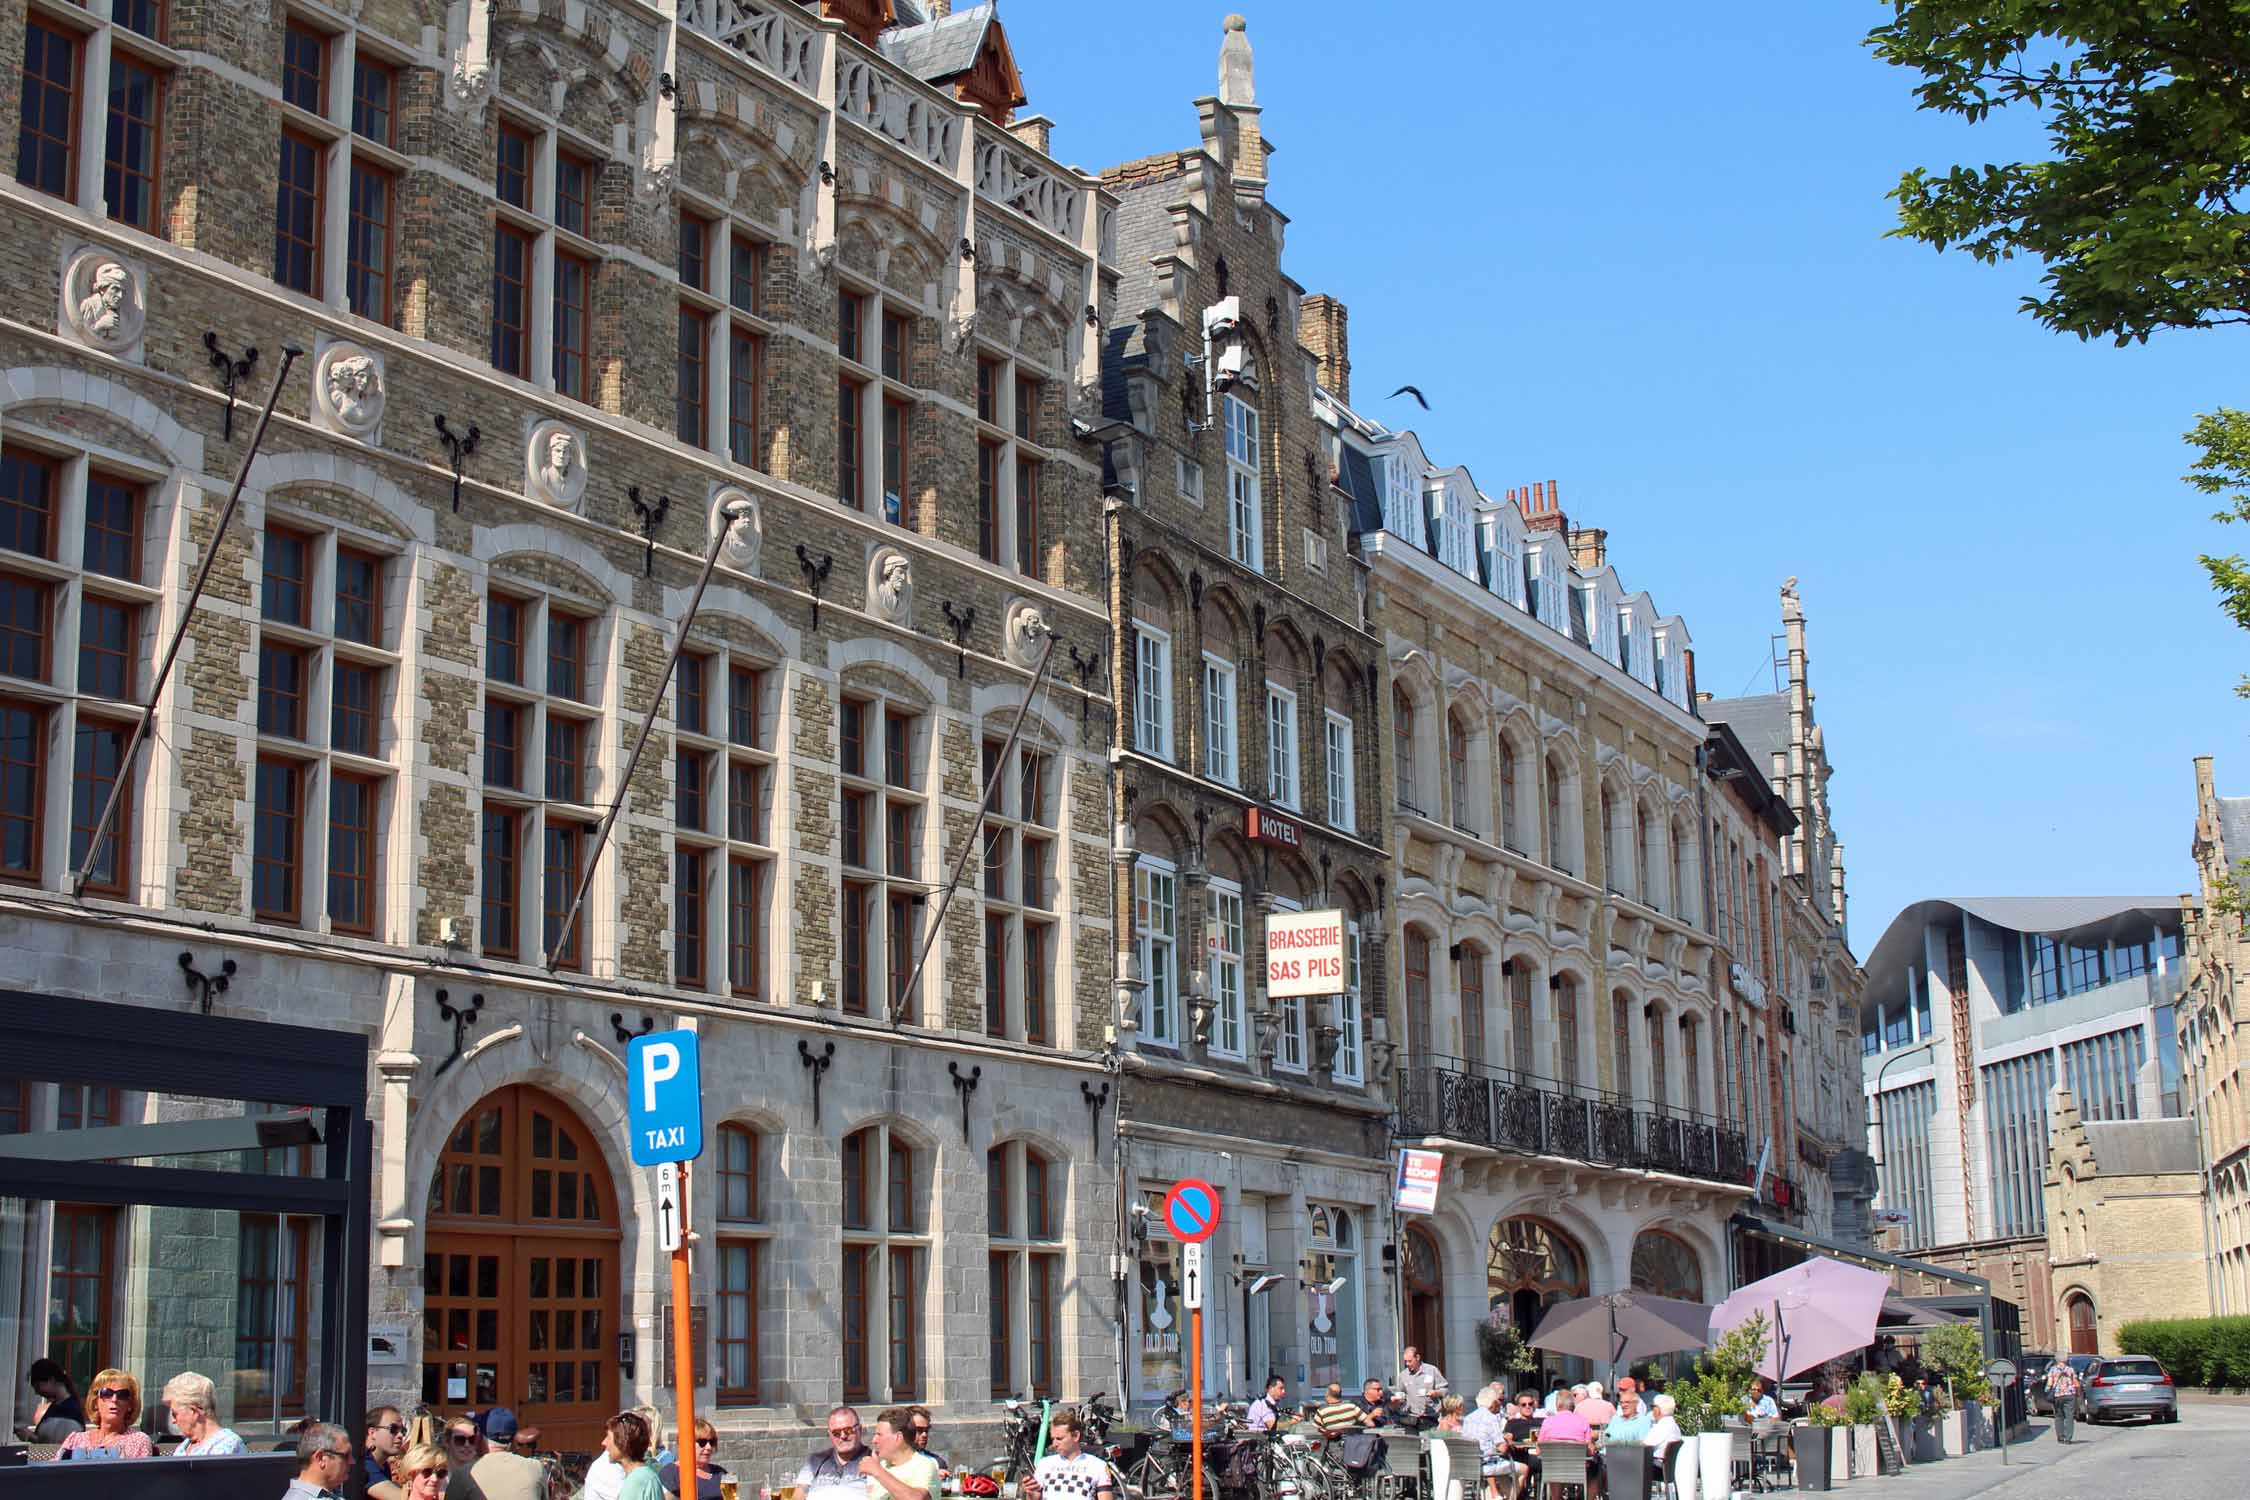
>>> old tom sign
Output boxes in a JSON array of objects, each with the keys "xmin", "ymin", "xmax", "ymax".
[{"xmin": 1266, "ymin": 908, "xmax": 1345, "ymax": 998}]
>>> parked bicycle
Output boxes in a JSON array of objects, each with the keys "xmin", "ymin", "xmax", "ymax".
[{"xmin": 1127, "ymin": 1394, "xmax": 1223, "ymax": 1500}]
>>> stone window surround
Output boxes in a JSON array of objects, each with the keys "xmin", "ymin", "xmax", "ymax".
[
  {"xmin": 1204, "ymin": 873, "xmax": 1246, "ymax": 1061},
  {"xmin": 17, "ymin": 0, "xmax": 176, "ymax": 234},
  {"xmin": 252, "ymin": 511, "xmax": 405, "ymax": 936},
  {"xmin": 1332, "ymin": 919, "xmax": 1364, "ymax": 1084},
  {"xmin": 488, "ymin": 101, "xmax": 612, "ymax": 403},
  {"xmin": 838, "ymin": 1120, "xmax": 930, "ymax": 1405},
  {"xmin": 1200, "ymin": 650, "xmax": 1237, "ymax": 789},
  {"xmin": 268, "ymin": 7, "xmax": 413, "ymax": 325},
  {"xmin": 1134, "ymin": 852, "xmax": 1180, "ymax": 1049},
  {"xmin": 674, "ymin": 192, "xmax": 779, "ymax": 469},
  {"xmin": 971, "ymin": 342, "xmax": 1056, "ymax": 580},
  {"xmin": 986, "ymin": 1137, "xmax": 1063, "ymax": 1400},
  {"xmin": 836, "ymin": 684, "xmax": 931, "ymax": 1022},
  {"xmin": 713, "ymin": 1119, "xmax": 771, "ymax": 1405},
  {"xmin": 478, "ymin": 581, "xmax": 612, "ymax": 970},
  {"xmin": 979, "ymin": 730, "xmax": 1058, "ymax": 1047},
  {"xmin": 1263, "ymin": 678, "xmax": 1296, "ymax": 812},
  {"xmin": 835, "ymin": 276, "xmax": 921, "ymax": 526},
  {"xmin": 1324, "ymin": 708, "xmax": 1355, "ymax": 834},
  {"xmin": 1132, "ymin": 619, "xmax": 1171, "ymax": 763},
  {"xmin": 0, "ymin": 436, "xmax": 164, "ymax": 900},
  {"xmin": 671, "ymin": 643, "xmax": 780, "ymax": 1000}
]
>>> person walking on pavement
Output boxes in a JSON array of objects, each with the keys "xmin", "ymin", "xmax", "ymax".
[{"xmin": 2043, "ymin": 1359, "xmax": 2082, "ymax": 1444}]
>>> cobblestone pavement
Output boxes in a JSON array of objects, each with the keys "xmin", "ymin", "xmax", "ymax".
[{"xmin": 1798, "ymin": 1399, "xmax": 2250, "ymax": 1500}]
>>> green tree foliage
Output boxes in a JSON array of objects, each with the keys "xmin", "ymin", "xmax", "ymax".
[
  {"xmin": 2119, "ymin": 1314, "xmax": 2250, "ymax": 1388},
  {"xmin": 1868, "ymin": 2, "xmax": 2250, "ymax": 346},
  {"xmin": 1869, "ymin": 3, "xmax": 2250, "ymax": 646},
  {"xmin": 1920, "ymin": 1323, "xmax": 1992, "ymax": 1403},
  {"xmin": 1673, "ymin": 1312, "xmax": 1770, "ymax": 1436}
]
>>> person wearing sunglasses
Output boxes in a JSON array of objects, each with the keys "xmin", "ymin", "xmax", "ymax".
[
  {"xmin": 797, "ymin": 1406, "xmax": 870, "ymax": 1500},
  {"xmin": 398, "ymin": 1443, "xmax": 451, "ymax": 1500},
  {"xmin": 439, "ymin": 1419, "xmax": 485, "ymax": 1500},
  {"xmin": 360, "ymin": 1405, "xmax": 407, "ymax": 1499},
  {"xmin": 283, "ymin": 1422, "xmax": 356, "ymax": 1499},
  {"xmin": 905, "ymin": 1406, "xmax": 947, "ymax": 1482},
  {"xmin": 53, "ymin": 1368, "xmax": 155, "ymax": 1460},
  {"xmin": 659, "ymin": 1418, "xmax": 729, "ymax": 1499}
]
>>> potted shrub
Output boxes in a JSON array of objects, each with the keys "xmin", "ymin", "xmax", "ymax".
[
  {"xmin": 1842, "ymin": 1376, "xmax": 1884, "ymax": 1477},
  {"xmin": 1918, "ymin": 1324, "xmax": 1991, "ymax": 1455},
  {"xmin": 1672, "ymin": 1312, "xmax": 1768, "ymax": 1500}
]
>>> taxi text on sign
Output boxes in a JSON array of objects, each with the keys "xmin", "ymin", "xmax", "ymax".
[
  {"xmin": 628, "ymin": 1029, "xmax": 705, "ymax": 1166},
  {"xmin": 1264, "ymin": 908, "xmax": 1345, "ymax": 999}
]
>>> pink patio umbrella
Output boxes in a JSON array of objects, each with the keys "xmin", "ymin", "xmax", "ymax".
[{"xmin": 1708, "ymin": 1256, "xmax": 1890, "ymax": 1381}]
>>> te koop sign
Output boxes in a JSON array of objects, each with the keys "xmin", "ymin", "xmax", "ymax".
[{"xmin": 1265, "ymin": 908, "xmax": 1346, "ymax": 998}]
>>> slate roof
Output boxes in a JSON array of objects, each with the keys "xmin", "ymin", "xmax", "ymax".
[
  {"xmin": 2221, "ymin": 796, "xmax": 2250, "ymax": 864},
  {"xmin": 1338, "ymin": 444, "xmax": 1381, "ymax": 535},
  {"xmin": 1703, "ymin": 692, "xmax": 1790, "ymax": 764},
  {"xmin": 878, "ymin": 2, "xmax": 998, "ymax": 84},
  {"xmin": 2082, "ymin": 1117, "xmax": 2200, "ymax": 1178}
]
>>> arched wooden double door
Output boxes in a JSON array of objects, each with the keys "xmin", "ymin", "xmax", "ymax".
[{"xmin": 425, "ymin": 1086, "xmax": 620, "ymax": 1449}]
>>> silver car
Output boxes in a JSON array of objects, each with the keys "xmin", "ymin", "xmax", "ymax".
[{"xmin": 2080, "ymin": 1355, "xmax": 2179, "ymax": 1424}]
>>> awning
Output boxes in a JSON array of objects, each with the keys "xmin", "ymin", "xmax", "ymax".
[
  {"xmin": 1880, "ymin": 1294, "xmax": 1969, "ymax": 1329},
  {"xmin": 1730, "ymin": 1213, "xmax": 1993, "ymax": 1296}
]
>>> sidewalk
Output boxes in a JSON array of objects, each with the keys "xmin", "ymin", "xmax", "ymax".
[{"xmin": 1789, "ymin": 1416, "xmax": 2119, "ymax": 1500}]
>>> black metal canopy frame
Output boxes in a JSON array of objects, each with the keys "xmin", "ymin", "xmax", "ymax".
[{"xmin": 0, "ymin": 989, "xmax": 372, "ymax": 1495}]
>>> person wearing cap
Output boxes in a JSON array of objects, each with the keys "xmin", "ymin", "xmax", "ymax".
[{"xmin": 467, "ymin": 1408, "xmax": 544, "ymax": 1500}]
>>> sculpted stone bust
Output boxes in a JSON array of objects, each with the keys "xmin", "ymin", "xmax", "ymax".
[
  {"xmin": 869, "ymin": 548, "xmax": 914, "ymax": 624},
  {"xmin": 525, "ymin": 422, "xmax": 589, "ymax": 510},
  {"xmin": 1004, "ymin": 600, "xmax": 1051, "ymax": 667},
  {"xmin": 317, "ymin": 348, "xmax": 385, "ymax": 435},
  {"xmin": 65, "ymin": 254, "xmax": 144, "ymax": 350},
  {"xmin": 712, "ymin": 490, "xmax": 761, "ymax": 573}
]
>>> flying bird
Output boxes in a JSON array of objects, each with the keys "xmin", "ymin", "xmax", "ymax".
[{"xmin": 1388, "ymin": 384, "xmax": 1430, "ymax": 409}]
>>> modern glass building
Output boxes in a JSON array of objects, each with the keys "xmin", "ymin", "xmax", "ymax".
[{"xmin": 1860, "ymin": 898, "xmax": 2184, "ymax": 1252}]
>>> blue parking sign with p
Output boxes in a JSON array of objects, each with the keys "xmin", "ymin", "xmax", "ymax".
[{"xmin": 627, "ymin": 1029, "xmax": 704, "ymax": 1166}]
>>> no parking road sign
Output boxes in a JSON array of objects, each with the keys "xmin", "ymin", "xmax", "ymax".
[{"xmin": 1163, "ymin": 1178, "xmax": 1221, "ymax": 1243}]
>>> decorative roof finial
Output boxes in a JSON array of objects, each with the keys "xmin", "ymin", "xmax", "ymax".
[{"xmin": 1220, "ymin": 14, "xmax": 1256, "ymax": 107}]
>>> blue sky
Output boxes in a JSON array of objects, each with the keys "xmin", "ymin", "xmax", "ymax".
[{"xmin": 1003, "ymin": 0, "xmax": 2250, "ymax": 955}]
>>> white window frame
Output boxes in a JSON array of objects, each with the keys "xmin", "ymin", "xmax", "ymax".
[
  {"xmin": 836, "ymin": 281, "xmax": 921, "ymax": 526},
  {"xmin": 1265, "ymin": 683, "xmax": 1298, "ymax": 810},
  {"xmin": 1224, "ymin": 394, "xmax": 1262, "ymax": 572},
  {"xmin": 1203, "ymin": 654, "xmax": 1237, "ymax": 787},
  {"xmin": 1333, "ymin": 922, "xmax": 1365, "ymax": 1084},
  {"xmin": 1208, "ymin": 878, "xmax": 1246, "ymax": 1060},
  {"xmin": 980, "ymin": 735, "xmax": 1060, "ymax": 1045},
  {"xmin": 677, "ymin": 203, "xmax": 777, "ymax": 471},
  {"xmin": 973, "ymin": 347, "xmax": 1055, "ymax": 575},
  {"xmin": 1273, "ymin": 894, "xmax": 1308, "ymax": 1074},
  {"xmin": 670, "ymin": 644, "xmax": 778, "ymax": 997},
  {"xmin": 1136, "ymin": 855, "xmax": 1180, "ymax": 1047},
  {"xmin": 1177, "ymin": 454, "xmax": 1205, "ymax": 509},
  {"xmin": 265, "ymin": 14, "xmax": 414, "ymax": 324},
  {"xmin": 1134, "ymin": 624, "xmax": 1173, "ymax": 762},
  {"xmin": 1325, "ymin": 710, "xmax": 1354, "ymax": 832}
]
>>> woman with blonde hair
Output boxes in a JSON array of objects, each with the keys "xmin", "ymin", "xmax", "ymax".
[
  {"xmin": 162, "ymin": 1370, "xmax": 244, "ymax": 1456},
  {"xmin": 53, "ymin": 1368, "xmax": 155, "ymax": 1459},
  {"xmin": 396, "ymin": 1442, "xmax": 451, "ymax": 1499}
]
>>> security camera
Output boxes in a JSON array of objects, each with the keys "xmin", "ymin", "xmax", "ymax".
[{"xmin": 1130, "ymin": 1203, "xmax": 1151, "ymax": 1217}]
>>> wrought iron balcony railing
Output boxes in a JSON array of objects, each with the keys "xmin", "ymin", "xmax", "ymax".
[{"xmin": 1398, "ymin": 1061, "xmax": 1754, "ymax": 1191}]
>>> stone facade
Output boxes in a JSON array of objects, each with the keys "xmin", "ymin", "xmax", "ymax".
[
  {"xmin": 2182, "ymin": 754, "xmax": 2250, "ymax": 1314},
  {"xmin": 2042, "ymin": 1090, "xmax": 2210, "ymax": 1354},
  {"xmin": 0, "ymin": 0, "xmax": 1117, "ymax": 1462},
  {"xmin": 1705, "ymin": 585, "xmax": 1873, "ymax": 1247},
  {"xmin": 1094, "ymin": 25, "xmax": 1399, "ymax": 1404}
]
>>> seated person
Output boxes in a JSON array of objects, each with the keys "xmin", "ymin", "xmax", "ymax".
[
  {"xmin": 1354, "ymin": 1378, "xmax": 1398, "ymax": 1428},
  {"xmin": 1502, "ymin": 1393, "xmax": 1543, "ymax": 1500},
  {"xmin": 1743, "ymin": 1378, "xmax": 1780, "ymax": 1425}
]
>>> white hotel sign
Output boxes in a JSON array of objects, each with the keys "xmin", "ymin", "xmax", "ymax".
[{"xmin": 1265, "ymin": 908, "xmax": 1346, "ymax": 998}]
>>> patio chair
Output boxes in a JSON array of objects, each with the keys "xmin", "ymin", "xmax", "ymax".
[
  {"xmin": 1727, "ymin": 1425, "xmax": 1757, "ymax": 1493},
  {"xmin": 1538, "ymin": 1440, "xmax": 1591, "ymax": 1500},
  {"xmin": 1655, "ymin": 1440, "xmax": 1682, "ymax": 1500}
]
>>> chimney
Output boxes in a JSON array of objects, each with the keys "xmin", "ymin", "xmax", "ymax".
[
  {"xmin": 1519, "ymin": 479, "xmax": 1570, "ymax": 535},
  {"xmin": 1008, "ymin": 115, "xmax": 1053, "ymax": 155},
  {"xmin": 927, "ymin": 0, "xmax": 952, "ymax": 15},
  {"xmin": 1301, "ymin": 294, "xmax": 1350, "ymax": 402},
  {"xmin": 1567, "ymin": 526, "xmax": 1607, "ymax": 572}
]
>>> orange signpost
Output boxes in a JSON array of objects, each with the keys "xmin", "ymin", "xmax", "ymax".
[
  {"xmin": 1163, "ymin": 1180, "xmax": 1221, "ymax": 1500},
  {"xmin": 672, "ymin": 1163, "xmax": 695, "ymax": 1461}
]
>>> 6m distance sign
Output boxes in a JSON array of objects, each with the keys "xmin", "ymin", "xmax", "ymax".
[{"xmin": 1265, "ymin": 909, "xmax": 1346, "ymax": 998}]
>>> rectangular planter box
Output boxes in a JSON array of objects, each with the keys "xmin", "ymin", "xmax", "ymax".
[{"xmin": 1849, "ymin": 1424, "xmax": 1876, "ymax": 1478}]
